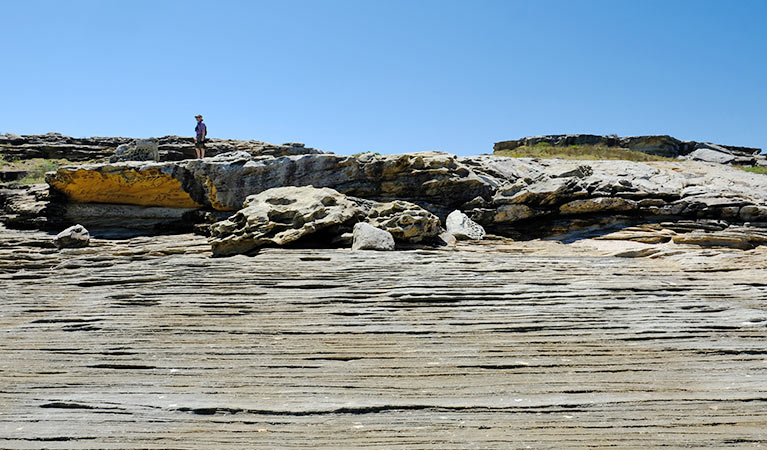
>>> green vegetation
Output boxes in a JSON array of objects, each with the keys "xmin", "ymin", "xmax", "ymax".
[
  {"xmin": 351, "ymin": 151, "xmax": 381, "ymax": 157},
  {"xmin": 740, "ymin": 166, "xmax": 767, "ymax": 175},
  {"xmin": 494, "ymin": 144, "xmax": 675, "ymax": 162},
  {"xmin": 0, "ymin": 156, "xmax": 73, "ymax": 184}
]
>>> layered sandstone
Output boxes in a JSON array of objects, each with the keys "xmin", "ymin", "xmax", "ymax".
[
  {"xmin": 0, "ymin": 132, "xmax": 321, "ymax": 161},
  {"xmin": 493, "ymin": 134, "xmax": 765, "ymax": 165},
  {"xmin": 41, "ymin": 152, "xmax": 767, "ymax": 245}
]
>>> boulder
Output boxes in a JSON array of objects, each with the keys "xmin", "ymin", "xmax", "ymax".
[
  {"xmin": 110, "ymin": 138, "xmax": 160, "ymax": 163},
  {"xmin": 684, "ymin": 147, "xmax": 736, "ymax": 165},
  {"xmin": 53, "ymin": 224, "xmax": 90, "ymax": 249},
  {"xmin": 208, "ymin": 186, "xmax": 364, "ymax": 257},
  {"xmin": 351, "ymin": 222, "xmax": 395, "ymax": 251},
  {"xmin": 445, "ymin": 210, "xmax": 486, "ymax": 240},
  {"xmin": 365, "ymin": 200, "xmax": 442, "ymax": 243}
]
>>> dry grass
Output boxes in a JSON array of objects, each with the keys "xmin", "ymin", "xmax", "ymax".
[
  {"xmin": 494, "ymin": 144, "xmax": 676, "ymax": 162},
  {"xmin": 0, "ymin": 156, "xmax": 74, "ymax": 184},
  {"xmin": 741, "ymin": 166, "xmax": 767, "ymax": 175}
]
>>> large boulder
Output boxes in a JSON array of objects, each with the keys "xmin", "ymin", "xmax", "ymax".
[
  {"xmin": 208, "ymin": 186, "xmax": 364, "ymax": 256},
  {"xmin": 445, "ymin": 210, "xmax": 485, "ymax": 240},
  {"xmin": 53, "ymin": 224, "xmax": 90, "ymax": 249},
  {"xmin": 351, "ymin": 222, "xmax": 395, "ymax": 251},
  {"xmin": 365, "ymin": 200, "xmax": 442, "ymax": 243},
  {"xmin": 109, "ymin": 138, "xmax": 160, "ymax": 163}
]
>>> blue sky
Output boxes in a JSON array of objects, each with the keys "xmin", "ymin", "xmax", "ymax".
[{"xmin": 2, "ymin": 0, "xmax": 765, "ymax": 155}]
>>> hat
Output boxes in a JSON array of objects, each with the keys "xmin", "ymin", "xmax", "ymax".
[{"xmin": 195, "ymin": 114, "xmax": 203, "ymax": 118}]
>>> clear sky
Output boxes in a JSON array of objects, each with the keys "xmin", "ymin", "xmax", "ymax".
[{"xmin": 2, "ymin": 0, "xmax": 765, "ymax": 155}]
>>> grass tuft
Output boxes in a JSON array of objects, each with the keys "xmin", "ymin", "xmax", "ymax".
[{"xmin": 494, "ymin": 145, "xmax": 676, "ymax": 162}]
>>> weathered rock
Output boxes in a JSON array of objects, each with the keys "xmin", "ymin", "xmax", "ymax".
[
  {"xmin": 208, "ymin": 186, "xmax": 364, "ymax": 256},
  {"xmin": 109, "ymin": 138, "xmax": 159, "ymax": 163},
  {"xmin": 365, "ymin": 200, "xmax": 442, "ymax": 243},
  {"xmin": 671, "ymin": 225, "xmax": 767, "ymax": 250},
  {"xmin": 53, "ymin": 224, "xmax": 89, "ymax": 248},
  {"xmin": 351, "ymin": 222, "xmax": 395, "ymax": 251},
  {"xmin": 0, "ymin": 133, "xmax": 322, "ymax": 162},
  {"xmin": 559, "ymin": 197, "xmax": 636, "ymax": 215},
  {"xmin": 32, "ymin": 151, "xmax": 767, "ymax": 242},
  {"xmin": 493, "ymin": 134, "xmax": 761, "ymax": 160},
  {"xmin": 445, "ymin": 210, "xmax": 485, "ymax": 240}
]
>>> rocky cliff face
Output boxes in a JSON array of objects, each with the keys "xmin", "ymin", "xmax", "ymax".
[
  {"xmin": 494, "ymin": 134, "xmax": 765, "ymax": 166},
  {"xmin": 35, "ymin": 151, "xmax": 767, "ymax": 250},
  {"xmin": 0, "ymin": 132, "xmax": 322, "ymax": 162}
]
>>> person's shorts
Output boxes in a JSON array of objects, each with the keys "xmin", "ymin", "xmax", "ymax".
[{"xmin": 195, "ymin": 138, "xmax": 206, "ymax": 149}]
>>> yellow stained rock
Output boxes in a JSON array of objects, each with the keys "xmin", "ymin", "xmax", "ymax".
[{"xmin": 49, "ymin": 167, "xmax": 202, "ymax": 208}]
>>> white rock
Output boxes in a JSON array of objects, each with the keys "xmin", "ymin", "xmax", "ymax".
[
  {"xmin": 352, "ymin": 222, "xmax": 395, "ymax": 251},
  {"xmin": 445, "ymin": 210, "xmax": 485, "ymax": 240},
  {"xmin": 53, "ymin": 224, "xmax": 90, "ymax": 249}
]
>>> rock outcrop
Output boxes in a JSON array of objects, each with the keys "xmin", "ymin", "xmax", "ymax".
[
  {"xmin": 0, "ymin": 133, "xmax": 322, "ymax": 162},
  {"xmin": 364, "ymin": 200, "xmax": 442, "ymax": 243},
  {"xmin": 209, "ymin": 186, "xmax": 364, "ymax": 256},
  {"xmin": 493, "ymin": 134, "xmax": 765, "ymax": 166},
  {"xmin": 207, "ymin": 186, "xmax": 444, "ymax": 256},
  {"xmin": 34, "ymin": 152, "xmax": 767, "ymax": 247}
]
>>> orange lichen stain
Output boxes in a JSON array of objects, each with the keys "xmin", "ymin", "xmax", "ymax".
[
  {"xmin": 49, "ymin": 168, "xmax": 201, "ymax": 208},
  {"xmin": 204, "ymin": 178, "xmax": 231, "ymax": 211}
]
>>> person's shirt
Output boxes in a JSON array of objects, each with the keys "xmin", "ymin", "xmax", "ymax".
[{"xmin": 195, "ymin": 121, "xmax": 207, "ymax": 139}]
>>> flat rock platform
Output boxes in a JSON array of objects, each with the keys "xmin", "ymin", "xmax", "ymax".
[{"xmin": 1, "ymin": 227, "xmax": 765, "ymax": 449}]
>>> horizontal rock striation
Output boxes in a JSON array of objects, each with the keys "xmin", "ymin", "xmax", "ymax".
[
  {"xmin": 0, "ymin": 132, "xmax": 322, "ymax": 162},
  {"xmin": 37, "ymin": 151, "xmax": 767, "ymax": 248},
  {"xmin": 493, "ymin": 134, "xmax": 765, "ymax": 165},
  {"xmin": 1, "ymin": 226, "xmax": 766, "ymax": 448}
]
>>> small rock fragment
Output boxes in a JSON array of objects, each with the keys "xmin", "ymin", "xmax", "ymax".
[{"xmin": 54, "ymin": 224, "xmax": 90, "ymax": 249}]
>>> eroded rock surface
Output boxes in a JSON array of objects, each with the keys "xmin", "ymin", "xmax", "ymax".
[
  {"xmin": 493, "ymin": 133, "xmax": 764, "ymax": 165},
  {"xmin": 0, "ymin": 225, "xmax": 765, "ymax": 448},
  {"xmin": 1, "ymin": 148, "xmax": 764, "ymax": 251},
  {"xmin": 209, "ymin": 186, "xmax": 365, "ymax": 256},
  {"xmin": 0, "ymin": 132, "xmax": 322, "ymax": 162}
]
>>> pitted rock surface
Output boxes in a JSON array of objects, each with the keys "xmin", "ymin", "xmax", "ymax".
[{"xmin": 209, "ymin": 186, "xmax": 365, "ymax": 256}]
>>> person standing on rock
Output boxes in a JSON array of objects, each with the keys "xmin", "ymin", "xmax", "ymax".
[{"xmin": 194, "ymin": 114, "xmax": 207, "ymax": 159}]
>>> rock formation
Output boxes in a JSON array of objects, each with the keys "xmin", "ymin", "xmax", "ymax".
[
  {"xmin": 351, "ymin": 222, "xmax": 395, "ymax": 250},
  {"xmin": 208, "ymin": 186, "xmax": 443, "ymax": 256},
  {"xmin": 493, "ymin": 134, "xmax": 765, "ymax": 166},
  {"xmin": 39, "ymin": 152, "xmax": 767, "ymax": 247},
  {"xmin": 0, "ymin": 132, "xmax": 321, "ymax": 162},
  {"xmin": 2, "ymin": 132, "xmax": 767, "ymax": 254},
  {"xmin": 110, "ymin": 138, "xmax": 160, "ymax": 163}
]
